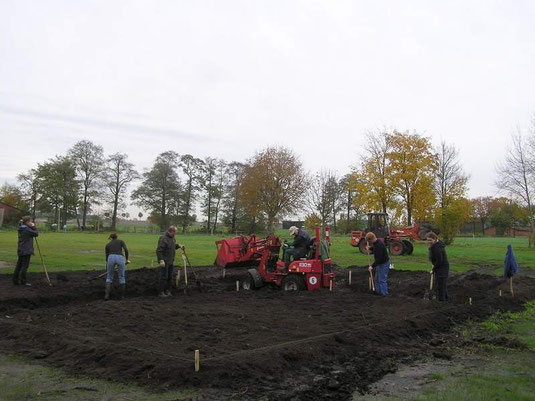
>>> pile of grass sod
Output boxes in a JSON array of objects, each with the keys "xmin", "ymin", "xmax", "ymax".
[{"xmin": 0, "ymin": 230, "xmax": 533, "ymax": 274}]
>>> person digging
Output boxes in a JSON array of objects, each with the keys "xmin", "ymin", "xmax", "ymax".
[
  {"xmin": 427, "ymin": 232, "xmax": 449, "ymax": 301},
  {"xmin": 365, "ymin": 232, "xmax": 390, "ymax": 296},
  {"xmin": 13, "ymin": 216, "xmax": 39, "ymax": 287},
  {"xmin": 156, "ymin": 225, "xmax": 185, "ymax": 297},
  {"xmin": 283, "ymin": 226, "xmax": 311, "ymax": 270},
  {"xmin": 104, "ymin": 232, "xmax": 130, "ymax": 300}
]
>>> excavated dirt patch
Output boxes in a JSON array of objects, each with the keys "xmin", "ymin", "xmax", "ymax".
[{"xmin": 0, "ymin": 267, "xmax": 533, "ymax": 400}]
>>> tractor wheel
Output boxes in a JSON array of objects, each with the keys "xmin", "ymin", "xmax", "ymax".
[
  {"xmin": 358, "ymin": 239, "xmax": 368, "ymax": 254},
  {"xmin": 402, "ymin": 240, "xmax": 414, "ymax": 255},
  {"xmin": 389, "ymin": 240, "xmax": 404, "ymax": 256},
  {"xmin": 241, "ymin": 272, "xmax": 256, "ymax": 290},
  {"xmin": 281, "ymin": 275, "xmax": 306, "ymax": 291}
]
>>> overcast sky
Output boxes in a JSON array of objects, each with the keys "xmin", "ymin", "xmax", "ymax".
[{"xmin": 1, "ymin": 0, "xmax": 534, "ymax": 204}]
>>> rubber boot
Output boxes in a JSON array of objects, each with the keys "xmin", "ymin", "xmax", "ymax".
[
  {"xmin": 104, "ymin": 282, "xmax": 112, "ymax": 301},
  {"xmin": 119, "ymin": 284, "xmax": 125, "ymax": 300},
  {"xmin": 158, "ymin": 282, "xmax": 167, "ymax": 298},
  {"xmin": 165, "ymin": 279, "xmax": 172, "ymax": 297}
]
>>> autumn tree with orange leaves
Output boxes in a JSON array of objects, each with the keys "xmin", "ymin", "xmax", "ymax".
[{"xmin": 239, "ymin": 146, "xmax": 308, "ymax": 233}]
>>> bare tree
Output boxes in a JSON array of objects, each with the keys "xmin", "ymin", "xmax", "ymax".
[
  {"xmin": 179, "ymin": 154, "xmax": 204, "ymax": 234},
  {"xmin": 68, "ymin": 140, "xmax": 105, "ymax": 229},
  {"xmin": 222, "ymin": 162, "xmax": 246, "ymax": 233},
  {"xmin": 495, "ymin": 132, "xmax": 535, "ymax": 246},
  {"xmin": 306, "ymin": 170, "xmax": 334, "ymax": 226},
  {"xmin": 104, "ymin": 153, "xmax": 139, "ymax": 231},
  {"xmin": 434, "ymin": 141, "xmax": 469, "ymax": 209}
]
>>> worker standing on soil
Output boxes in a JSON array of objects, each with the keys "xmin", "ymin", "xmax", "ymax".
[
  {"xmin": 104, "ymin": 232, "xmax": 130, "ymax": 300},
  {"xmin": 365, "ymin": 232, "xmax": 390, "ymax": 295},
  {"xmin": 156, "ymin": 226, "xmax": 184, "ymax": 297},
  {"xmin": 13, "ymin": 216, "xmax": 39, "ymax": 286},
  {"xmin": 427, "ymin": 232, "xmax": 449, "ymax": 301},
  {"xmin": 283, "ymin": 226, "xmax": 311, "ymax": 268}
]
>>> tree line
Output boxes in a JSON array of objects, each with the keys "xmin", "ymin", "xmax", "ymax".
[{"xmin": 1, "ymin": 120, "xmax": 534, "ymax": 243}]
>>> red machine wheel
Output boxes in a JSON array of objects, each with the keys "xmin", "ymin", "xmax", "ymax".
[
  {"xmin": 281, "ymin": 275, "xmax": 306, "ymax": 291},
  {"xmin": 358, "ymin": 239, "xmax": 368, "ymax": 254},
  {"xmin": 402, "ymin": 240, "xmax": 414, "ymax": 255},
  {"xmin": 389, "ymin": 240, "xmax": 404, "ymax": 256}
]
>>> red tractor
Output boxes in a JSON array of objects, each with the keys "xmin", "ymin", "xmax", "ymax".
[
  {"xmin": 350, "ymin": 212, "xmax": 429, "ymax": 256},
  {"xmin": 241, "ymin": 227, "xmax": 335, "ymax": 291}
]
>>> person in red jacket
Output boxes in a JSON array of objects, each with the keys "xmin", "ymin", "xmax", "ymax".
[{"xmin": 13, "ymin": 216, "xmax": 39, "ymax": 286}]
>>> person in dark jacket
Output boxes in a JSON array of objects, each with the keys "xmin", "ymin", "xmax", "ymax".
[
  {"xmin": 13, "ymin": 216, "xmax": 39, "ymax": 286},
  {"xmin": 427, "ymin": 232, "xmax": 449, "ymax": 301},
  {"xmin": 365, "ymin": 232, "xmax": 390, "ymax": 295},
  {"xmin": 283, "ymin": 226, "xmax": 311, "ymax": 268},
  {"xmin": 156, "ymin": 226, "xmax": 184, "ymax": 297},
  {"xmin": 104, "ymin": 232, "xmax": 130, "ymax": 300}
]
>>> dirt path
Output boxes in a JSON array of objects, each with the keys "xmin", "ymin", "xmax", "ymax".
[{"xmin": 0, "ymin": 267, "xmax": 533, "ymax": 400}]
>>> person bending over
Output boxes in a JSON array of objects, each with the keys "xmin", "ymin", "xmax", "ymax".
[
  {"xmin": 104, "ymin": 232, "xmax": 130, "ymax": 300},
  {"xmin": 365, "ymin": 232, "xmax": 390, "ymax": 295}
]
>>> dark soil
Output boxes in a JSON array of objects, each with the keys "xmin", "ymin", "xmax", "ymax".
[{"xmin": 0, "ymin": 266, "xmax": 533, "ymax": 400}]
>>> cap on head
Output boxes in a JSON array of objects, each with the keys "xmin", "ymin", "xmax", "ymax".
[{"xmin": 289, "ymin": 226, "xmax": 298, "ymax": 236}]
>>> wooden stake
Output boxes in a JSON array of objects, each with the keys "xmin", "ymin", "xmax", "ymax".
[
  {"xmin": 222, "ymin": 268, "xmax": 226, "ymax": 278},
  {"xmin": 236, "ymin": 280, "xmax": 240, "ymax": 292},
  {"xmin": 469, "ymin": 297, "xmax": 472, "ymax": 305},
  {"xmin": 329, "ymin": 279, "xmax": 333, "ymax": 291},
  {"xmin": 429, "ymin": 272, "xmax": 434, "ymax": 291},
  {"xmin": 499, "ymin": 290, "xmax": 502, "ymax": 297},
  {"xmin": 348, "ymin": 270, "xmax": 352, "ymax": 285},
  {"xmin": 194, "ymin": 350, "xmax": 200, "ymax": 372},
  {"xmin": 509, "ymin": 277, "xmax": 514, "ymax": 298}
]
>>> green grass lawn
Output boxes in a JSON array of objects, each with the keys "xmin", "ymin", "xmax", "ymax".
[{"xmin": 0, "ymin": 229, "xmax": 534, "ymax": 274}]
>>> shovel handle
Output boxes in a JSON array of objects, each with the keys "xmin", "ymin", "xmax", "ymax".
[{"xmin": 368, "ymin": 269, "xmax": 375, "ymax": 292}]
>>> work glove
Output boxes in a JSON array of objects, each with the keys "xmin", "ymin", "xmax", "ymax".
[
  {"xmin": 181, "ymin": 245, "xmax": 185, "ymax": 250},
  {"xmin": 368, "ymin": 266, "xmax": 373, "ymax": 272},
  {"xmin": 126, "ymin": 260, "xmax": 131, "ymax": 265},
  {"xmin": 159, "ymin": 260, "xmax": 165, "ymax": 268}
]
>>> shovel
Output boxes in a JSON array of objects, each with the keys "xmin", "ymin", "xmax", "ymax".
[
  {"xmin": 35, "ymin": 238, "xmax": 52, "ymax": 287},
  {"xmin": 424, "ymin": 271, "xmax": 434, "ymax": 300},
  {"xmin": 366, "ymin": 244, "xmax": 375, "ymax": 292},
  {"xmin": 181, "ymin": 248, "xmax": 203, "ymax": 292}
]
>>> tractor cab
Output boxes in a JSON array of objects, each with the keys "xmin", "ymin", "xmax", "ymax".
[{"xmin": 366, "ymin": 212, "xmax": 389, "ymax": 239}]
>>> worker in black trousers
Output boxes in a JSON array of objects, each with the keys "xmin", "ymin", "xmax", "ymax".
[
  {"xmin": 427, "ymin": 232, "xmax": 450, "ymax": 301},
  {"xmin": 13, "ymin": 216, "xmax": 39, "ymax": 286}
]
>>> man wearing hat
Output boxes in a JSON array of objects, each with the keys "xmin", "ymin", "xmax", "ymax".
[{"xmin": 283, "ymin": 226, "xmax": 311, "ymax": 268}]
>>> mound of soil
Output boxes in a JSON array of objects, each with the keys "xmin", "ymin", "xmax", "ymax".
[{"xmin": 0, "ymin": 266, "xmax": 533, "ymax": 400}]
